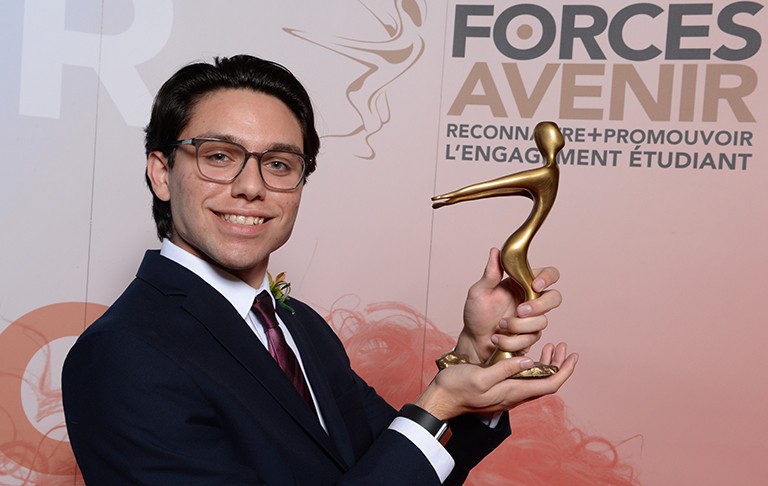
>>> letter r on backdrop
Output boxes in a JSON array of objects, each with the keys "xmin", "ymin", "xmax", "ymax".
[{"xmin": 20, "ymin": 0, "xmax": 173, "ymax": 126}]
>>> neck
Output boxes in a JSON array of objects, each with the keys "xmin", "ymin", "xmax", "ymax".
[
  {"xmin": 229, "ymin": 262, "xmax": 268, "ymax": 289},
  {"xmin": 166, "ymin": 236, "xmax": 269, "ymax": 289}
]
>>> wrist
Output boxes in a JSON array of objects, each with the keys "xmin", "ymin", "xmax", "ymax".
[
  {"xmin": 398, "ymin": 403, "xmax": 449, "ymax": 440},
  {"xmin": 413, "ymin": 384, "xmax": 453, "ymax": 422},
  {"xmin": 455, "ymin": 330, "xmax": 491, "ymax": 364}
]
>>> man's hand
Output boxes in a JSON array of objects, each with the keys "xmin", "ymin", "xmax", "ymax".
[
  {"xmin": 456, "ymin": 248, "xmax": 563, "ymax": 364},
  {"xmin": 416, "ymin": 343, "xmax": 578, "ymax": 420}
]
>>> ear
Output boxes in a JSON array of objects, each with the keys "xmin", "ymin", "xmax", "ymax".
[{"xmin": 147, "ymin": 151, "xmax": 171, "ymax": 202}]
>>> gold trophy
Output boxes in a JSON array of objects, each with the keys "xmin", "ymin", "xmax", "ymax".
[{"xmin": 432, "ymin": 121, "xmax": 564, "ymax": 379}]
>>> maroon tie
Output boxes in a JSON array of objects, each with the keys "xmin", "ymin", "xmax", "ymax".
[{"xmin": 252, "ymin": 290, "xmax": 315, "ymax": 411}]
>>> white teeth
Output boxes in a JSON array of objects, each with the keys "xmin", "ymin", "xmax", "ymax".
[{"xmin": 221, "ymin": 214, "xmax": 265, "ymax": 225}]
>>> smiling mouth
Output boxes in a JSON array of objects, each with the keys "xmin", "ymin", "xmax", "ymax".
[{"xmin": 218, "ymin": 213, "xmax": 267, "ymax": 226}]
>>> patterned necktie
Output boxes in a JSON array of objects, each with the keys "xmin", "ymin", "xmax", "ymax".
[{"xmin": 252, "ymin": 290, "xmax": 315, "ymax": 411}]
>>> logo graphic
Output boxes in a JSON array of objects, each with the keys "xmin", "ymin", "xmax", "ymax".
[
  {"xmin": 285, "ymin": 0, "xmax": 428, "ymax": 159},
  {"xmin": 441, "ymin": 2, "xmax": 763, "ymax": 172}
]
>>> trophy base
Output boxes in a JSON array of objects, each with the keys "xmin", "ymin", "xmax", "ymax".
[{"xmin": 486, "ymin": 350, "xmax": 559, "ymax": 379}]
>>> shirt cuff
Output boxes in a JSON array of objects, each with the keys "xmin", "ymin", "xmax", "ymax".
[{"xmin": 389, "ymin": 416, "xmax": 454, "ymax": 483}]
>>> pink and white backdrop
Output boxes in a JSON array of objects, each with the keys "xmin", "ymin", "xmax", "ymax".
[{"xmin": 1, "ymin": 1, "xmax": 766, "ymax": 484}]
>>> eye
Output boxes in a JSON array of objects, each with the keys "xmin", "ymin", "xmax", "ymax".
[
  {"xmin": 262, "ymin": 152, "xmax": 301, "ymax": 174},
  {"xmin": 265, "ymin": 160, "xmax": 289, "ymax": 171},
  {"xmin": 198, "ymin": 141, "xmax": 243, "ymax": 166},
  {"xmin": 208, "ymin": 152, "xmax": 231, "ymax": 164}
]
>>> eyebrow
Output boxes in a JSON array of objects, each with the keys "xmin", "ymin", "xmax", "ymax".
[{"xmin": 194, "ymin": 132, "xmax": 304, "ymax": 154}]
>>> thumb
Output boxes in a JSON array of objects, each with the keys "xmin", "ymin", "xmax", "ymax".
[
  {"xmin": 484, "ymin": 355, "xmax": 535, "ymax": 383},
  {"xmin": 476, "ymin": 248, "xmax": 504, "ymax": 290}
]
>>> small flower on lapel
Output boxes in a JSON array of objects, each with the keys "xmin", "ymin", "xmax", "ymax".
[{"xmin": 268, "ymin": 271, "xmax": 295, "ymax": 314}]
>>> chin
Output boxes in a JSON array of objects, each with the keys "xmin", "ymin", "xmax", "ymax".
[{"xmin": 214, "ymin": 249, "xmax": 271, "ymax": 272}]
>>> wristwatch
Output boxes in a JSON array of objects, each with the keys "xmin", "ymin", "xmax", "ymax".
[{"xmin": 399, "ymin": 404, "xmax": 449, "ymax": 440}]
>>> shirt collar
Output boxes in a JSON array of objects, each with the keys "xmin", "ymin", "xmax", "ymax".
[{"xmin": 159, "ymin": 239, "xmax": 274, "ymax": 318}]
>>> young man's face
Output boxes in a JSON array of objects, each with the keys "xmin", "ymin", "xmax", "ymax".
[{"xmin": 147, "ymin": 88, "xmax": 305, "ymax": 286}]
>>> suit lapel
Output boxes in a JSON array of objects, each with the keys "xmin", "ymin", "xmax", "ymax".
[
  {"xmin": 277, "ymin": 305, "xmax": 356, "ymax": 467},
  {"xmin": 137, "ymin": 251, "xmax": 349, "ymax": 470}
]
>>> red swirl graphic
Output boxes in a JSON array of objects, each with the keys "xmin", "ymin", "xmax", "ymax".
[
  {"xmin": 326, "ymin": 300, "xmax": 640, "ymax": 485},
  {"xmin": 1, "ymin": 302, "xmax": 106, "ymax": 483}
]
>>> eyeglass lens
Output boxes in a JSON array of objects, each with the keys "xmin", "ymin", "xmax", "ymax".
[{"xmin": 195, "ymin": 139, "xmax": 304, "ymax": 189}]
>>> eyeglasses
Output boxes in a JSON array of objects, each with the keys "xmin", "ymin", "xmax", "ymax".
[{"xmin": 167, "ymin": 138, "xmax": 310, "ymax": 191}]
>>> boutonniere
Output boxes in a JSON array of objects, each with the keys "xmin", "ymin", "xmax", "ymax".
[{"xmin": 268, "ymin": 271, "xmax": 295, "ymax": 314}]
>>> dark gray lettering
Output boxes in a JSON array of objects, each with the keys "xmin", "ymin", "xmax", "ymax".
[
  {"xmin": 666, "ymin": 3, "xmax": 713, "ymax": 60},
  {"xmin": 493, "ymin": 4, "xmax": 556, "ymax": 60},
  {"xmin": 560, "ymin": 5, "xmax": 608, "ymax": 59},
  {"xmin": 453, "ymin": 4, "xmax": 494, "ymax": 57},
  {"xmin": 714, "ymin": 2, "xmax": 763, "ymax": 60},
  {"xmin": 609, "ymin": 3, "xmax": 664, "ymax": 61}
]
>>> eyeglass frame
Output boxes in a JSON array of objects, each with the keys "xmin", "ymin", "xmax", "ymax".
[{"xmin": 166, "ymin": 137, "xmax": 312, "ymax": 191}]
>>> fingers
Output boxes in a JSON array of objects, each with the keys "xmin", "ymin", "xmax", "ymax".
[
  {"xmin": 517, "ymin": 288, "xmax": 562, "ymax": 317},
  {"xmin": 517, "ymin": 267, "xmax": 562, "ymax": 318},
  {"xmin": 538, "ymin": 342, "xmax": 570, "ymax": 368},
  {"xmin": 429, "ymin": 345, "xmax": 579, "ymax": 416},
  {"xmin": 551, "ymin": 342, "xmax": 569, "ymax": 367},
  {"xmin": 492, "ymin": 313, "xmax": 548, "ymax": 354},
  {"xmin": 500, "ymin": 343, "xmax": 578, "ymax": 396},
  {"xmin": 498, "ymin": 315, "xmax": 548, "ymax": 335},
  {"xmin": 487, "ymin": 347, "xmax": 578, "ymax": 399},
  {"xmin": 512, "ymin": 354, "xmax": 578, "ymax": 399},
  {"xmin": 492, "ymin": 329, "xmax": 542, "ymax": 353},
  {"xmin": 537, "ymin": 342, "xmax": 556, "ymax": 365},
  {"xmin": 539, "ymin": 349, "xmax": 579, "ymax": 390},
  {"xmin": 531, "ymin": 266, "xmax": 560, "ymax": 292}
]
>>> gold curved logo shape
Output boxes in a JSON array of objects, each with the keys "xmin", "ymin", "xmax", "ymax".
[{"xmin": 284, "ymin": 0, "xmax": 428, "ymax": 159}]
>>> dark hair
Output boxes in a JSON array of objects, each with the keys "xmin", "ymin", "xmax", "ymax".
[{"xmin": 144, "ymin": 54, "xmax": 320, "ymax": 240}]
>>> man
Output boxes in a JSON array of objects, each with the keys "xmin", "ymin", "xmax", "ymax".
[{"xmin": 62, "ymin": 55, "xmax": 578, "ymax": 485}]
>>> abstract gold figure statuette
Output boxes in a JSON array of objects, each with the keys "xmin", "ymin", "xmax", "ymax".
[{"xmin": 432, "ymin": 121, "xmax": 564, "ymax": 379}]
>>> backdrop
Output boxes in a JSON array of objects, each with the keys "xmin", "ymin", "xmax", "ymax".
[{"xmin": 1, "ymin": 1, "xmax": 766, "ymax": 484}]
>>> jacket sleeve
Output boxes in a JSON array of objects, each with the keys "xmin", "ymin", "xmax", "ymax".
[{"xmin": 444, "ymin": 413, "xmax": 511, "ymax": 485}]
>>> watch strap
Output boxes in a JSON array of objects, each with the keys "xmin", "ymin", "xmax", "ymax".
[{"xmin": 398, "ymin": 403, "xmax": 449, "ymax": 440}]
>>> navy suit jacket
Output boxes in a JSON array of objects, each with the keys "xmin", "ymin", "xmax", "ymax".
[{"xmin": 63, "ymin": 251, "xmax": 509, "ymax": 485}]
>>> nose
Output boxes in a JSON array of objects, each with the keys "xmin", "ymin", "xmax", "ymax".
[{"xmin": 230, "ymin": 154, "xmax": 267, "ymax": 200}]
